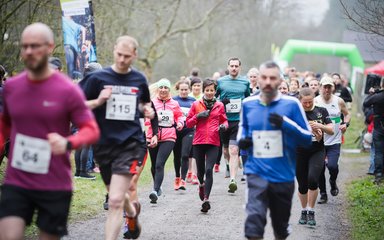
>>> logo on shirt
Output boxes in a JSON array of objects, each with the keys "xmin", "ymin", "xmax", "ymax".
[{"xmin": 42, "ymin": 101, "xmax": 57, "ymax": 107}]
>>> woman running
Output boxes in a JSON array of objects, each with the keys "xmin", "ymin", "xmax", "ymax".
[
  {"xmin": 146, "ymin": 78, "xmax": 184, "ymax": 204},
  {"xmin": 173, "ymin": 79, "xmax": 195, "ymax": 190},
  {"xmin": 186, "ymin": 79, "xmax": 228, "ymax": 213},
  {"xmin": 296, "ymin": 88, "xmax": 334, "ymax": 226}
]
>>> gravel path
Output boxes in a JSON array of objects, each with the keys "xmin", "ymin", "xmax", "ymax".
[{"xmin": 63, "ymin": 153, "xmax": 368, "ymax": 240}]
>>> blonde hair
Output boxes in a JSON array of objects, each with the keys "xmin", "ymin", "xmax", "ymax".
[
  {"xmin": 115, "ymin": 35, "xmax": 139, "ymax": 50},
  {"xmin": 149, "ymin": 83, "xmax": 159, "ymax": 99}
]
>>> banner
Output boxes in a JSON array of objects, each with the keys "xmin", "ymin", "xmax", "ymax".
[{"xmin": 60, "ymin": 0, "xmax": 97, "ymax": 79}]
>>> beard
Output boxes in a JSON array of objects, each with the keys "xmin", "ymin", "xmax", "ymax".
[{"xmin": 24, "ymin": 55, "xmax": 48, "ymax": 74}]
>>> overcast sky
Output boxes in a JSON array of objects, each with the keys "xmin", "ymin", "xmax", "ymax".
[{"xmin": 300, "ymin": 0, "xmax": 330, "ymax": 26}]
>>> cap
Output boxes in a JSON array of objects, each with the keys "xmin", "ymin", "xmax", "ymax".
[
  {"xmin": 48, "ymin": 57, "xmax": 62, "ymax": 70},
  {"xmin": 84, "ymin": 62, "xmax": 102, "ymax": 75},
  {"xmin": 320, "ymin": 76, "xmax": 334, "ymax": 86},
  {"xmin": 157, "ymin": 78, "xmax": 171, "ymax": 88}
]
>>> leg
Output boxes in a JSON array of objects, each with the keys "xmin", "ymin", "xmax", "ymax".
[
  {"xmin": 39, "ymin": 230, "xmax": 60, "ymax": 240},
  {"xmin": 173, "ymin": 135, "xmax": 182, "ymax": 178},
  {"xmin": 268, "ymin": 181, "xmax": 295, "ymax": 240},
  {"xmin": 105, "ymin": 174, "xmax": 133, "ymax": 240},
  {"xmin": 326, "ymin": 144, "xmax": 341, "ymax": 196},
  {"xmin": 153, "ymin": 141, "xmax": 175, "ymax": 192},
  {"xmin": 148, "ymin": 145, "xmax": 159, "ymax": 180},
  {"xmin": 181, "ymin": 132, "xmax": 193, "ymax": 180},
  {"xmin": 307, "ymin": 150, "xmax": 325, "ymax": 209},
  {"xmin": 244, "ymin": 174, "xmax": 268, "ymax": 239},
  {"xmin": 80, "ymin": 146, "xmax": 90, "ymax": 173},
  {"xmin": 203, "ymin": 146, "xmax": 219, "ymax": 199},
  {"xmin": 295, "ymin": 152, "xmax": 309, "ymax": 209},
  {"xmin": 194, "ymin": 145, "xmax": 206, "ymax": 185},
  {"xmin": 229, "ymin": 144, "xmax": 240, "ymax": 179},
  {"xmin": 74, "ymin": 149, "xmax": 81, "ymax": 176},
  {"xmin": 373, "ymin": 130, "xmax": 384, "ymax": 179},
  {"xmin": 0, "ymin": 217, "xmax": 25, "ymax": 240}
]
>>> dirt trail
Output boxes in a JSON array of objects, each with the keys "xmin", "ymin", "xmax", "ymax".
[{"xmin": 63, "ymin": 153, "xmax": 368, "ymax": 240}]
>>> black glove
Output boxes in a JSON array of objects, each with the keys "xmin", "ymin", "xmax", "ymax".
[
  {"xmin": 269, "ymin": 113, "xmax": 284, "ymax": 128},
  {"xmin": 221, "ymin": 98, "xmax": 230, "ymax": 105},
  {"xmin": 196, "ymin": 110, "xmax": 210, "ymax": 119},
  {"xmin": 238, "ymin": 137, "xmax": 252, "ymax": 150}
]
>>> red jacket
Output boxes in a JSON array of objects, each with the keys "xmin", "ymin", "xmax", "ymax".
[
  {"xmin": 186, "ymin": 99, "xmax": 228, "ymax": 146},
  {"xmin": 146, "ymin": 97, "xmax": 184, "ymax": 142}
]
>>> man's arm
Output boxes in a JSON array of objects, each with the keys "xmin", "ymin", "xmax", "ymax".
[{"xmin": 339, "ymin": 97, "xmax": 351, "ymax": 133}]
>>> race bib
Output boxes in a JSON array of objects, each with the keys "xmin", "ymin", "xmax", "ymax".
[
  {"xmin": 106, "ymin": 94, "xmax": 136, "ymax": 121},
  {"xmin": 158, "ymin": 110, "xmax": 174, "ymax": 127},
  {"xmin": 12, "ymin": 133, "xmax": 52, "ymax": 174},
  {"xmin": 180, "ymin": 107, "xmax": 190, "ymax": 117},
  {"xmin": 252, "ymin": 130, "xmax": 283, "ymax": 158},
  {"xmin": 226, "ymin": 98, "xmax": 241, "ymax": 113}
]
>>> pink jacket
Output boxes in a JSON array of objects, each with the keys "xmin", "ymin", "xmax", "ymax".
[
  {"xmin": 146, "ymin": 97, "xmax": 184, "ymax": 142},
  {"xmin": 186, "ymin": 99, "xmax": 228, "ymax": 146}
]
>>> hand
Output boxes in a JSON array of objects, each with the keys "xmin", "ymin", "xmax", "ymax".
[
  {"xmin": 269, "ymin": 113, "xmax": 284, "ymax": 128},
  {"xmin": 221, "ymin": 98, "xmax": 230, "ymax": 105},
  {"xmin": 142, "ymin": 103, "xmax": 155, "ymax": 119},
  {"xmin": 313, "ymin": 129, "xmax": 323, "ymax": 142},
  {"xmin": 309, "ymin": 121, "xmax": 321, "ymax": 132},
  {"xmin": 148, "ymin": 135, "xmax": 158, "ymax": 148},
  {"xmin": 219, "ymin": 124, "xmax": 227, "ymax": 131},
  {"xmin": 97, "ymin": 87, "xmax": 112, "ymax": 106},
  {"xmin": 47, "ymin": 133, "xmax": 68, "ymax": 155},
  {"xmin": 176, "ymin": 122, "xmax": 183, "ymax": 131},
  {"xmin": 238, "ymin": 137, "xmax": 252, "ymax": 150},
  {"xmin": 339, "ymin": 124, "xmax": 347, "ymax": 134},
  {"xmin": 196, "ymin": 110, "xmax": 210, "ymax": 119}
]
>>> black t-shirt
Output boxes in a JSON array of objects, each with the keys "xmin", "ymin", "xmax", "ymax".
[
  {"xmin": 297, "ymin": 106, "xmax": 332, "ymax": 152},
  {"xmin": 335, "ymin": 84, "xmax": 352, "ymax": 103},
  {"xmin": 79, "ymin": 67, "xmax": 150, "ymax": 144},
  {"xmin": 363, "ymin": 90, "xmax": 384, "ymax": 131}
]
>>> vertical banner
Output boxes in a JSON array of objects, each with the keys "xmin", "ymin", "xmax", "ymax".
[{"xmin": 60, "ymin": 0, "xmax": 97, "ymax": 79}]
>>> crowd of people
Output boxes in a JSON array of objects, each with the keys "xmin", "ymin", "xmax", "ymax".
[{"xmin": 0, "ymin": 22, "xmax": 382, "ymax": 240}]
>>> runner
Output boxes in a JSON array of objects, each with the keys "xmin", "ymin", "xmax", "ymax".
[
  {"xmin": 79, "ymin": 35, "xmax": 154, "ymax": 240},
  {"xmin": 237, "ymin": 61, "xmax": 311, "ymax": 240},
  {"xmin": 278, "ymin": 80, "xmax": 289, "ymax": 95},
  {"xmin": 173, "ymin": 80, "xmax": 195, "ymax": 190},
  {"xmin": 0, "ymin": 23, "xmax": 100, "ymax": 240},
  {"xmin": 186, "ymin": 78, "xmax": 228, "ymax": 212},
  {"xmin": 146, "ymin": 78, "xmax": 184, "ymax": 204},
  {"xmin": 314, "ymin": 76, "xmax": 350, "ymax": 204},
  {"xmin": 247, "ymin": 67, "xmax": 259, "ymax": 94},
  {"xmin": 296, "ymin": 88, "xmax": 334, "ymax": 226},
  {"xmin": 216, "ymin": 57, "xmax": 250, "ymax": 193}
]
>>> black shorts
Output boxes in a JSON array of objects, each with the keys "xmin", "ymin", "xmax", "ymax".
[
  {"xmin": 0, "ymin": 184, "xmax": 72, "ymax": 237},
  {"xmin": 221, "ymin": 121, "xmax": 239, "ymax": 148},
  {"xmin": 93, "ymin": 139, "xmax": 143, "ymax": 185}
]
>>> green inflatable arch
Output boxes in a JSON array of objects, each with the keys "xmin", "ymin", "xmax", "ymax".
[{"xmin": 277, "ymin": 39, "xmax": 365, "ymax": 91}]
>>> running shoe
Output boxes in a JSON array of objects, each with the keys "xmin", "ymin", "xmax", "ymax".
[
  {"xmin": 179, "ymin": 179, "xmax": 186, "ymax": 190},
  {"xmin": 149, "ymin": 191, "xmax": 158, "ymax": 204},
  {"xmin": 75, "ymin": 172, "xmax": 96, "ymax": 180},
  {"xmin": 198, "ymin": 184, "xmax": 205, "ymax": 201},
  {"xmin": 373, "ymin": 173, "xmax": 383, "ymax": 184},
  {"xmin": 329, "ymin": 180, "xmax": 339, "ymax": 196},
  {"xmin": 201, "ymin": 199, "xmax": 211, "ymax": 213},
  {"xmin": 298, "ymin": 210, "xmax": 307, "ymax": 225},
  {"xmin": 317, "ymin": 192, "xmax": 328, "ymax": 204},
  {"xmin": 124, "ymin": 202, "xmax": 142, "ymax": 239},
  {"xmin": 192, "ymin": 175, "xmax": 199, "ymax": 185},
  {"xmin": 186, "ymin": 172, "xmax": 192, "ymax": 183},
  {"xmin": 228, "ymin": 179, "xmax": 237, "ymax": 193},
  {"xmin": 103, "ymin": 194, "xmax": 109, "ymax": 210},
  {"xmin": 214, "ymin": 164, "xmax": 220, "ymax": 173},
  {"xmin": 157, "ymin": 188, "xmax": 163, "ymax": 197},
  {"xmin": 241, "ymin": 175, "xmax": 246, "ymax": 182},
  {"xmin": 225, "ymin": 165, "xmax": 230, "ymax": 178},
  {"xmin": 174, "ymin": 177, "xmax": 181, "ymax": 190},
  {"xmin": 307, "ymin": 210, "xmax": 316, "ymax": 226}
]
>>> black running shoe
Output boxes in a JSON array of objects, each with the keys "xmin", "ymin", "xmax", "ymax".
[
  {"xmin": 198, "ymin": 184, "xmax": 205, "ymax": 201},
  {"xmin": 317, "ymin": 193, "xmax": 328, "ymax": 204},
  {"xmin": 201, "ymin": 200, "xmax": 211, "ymax": 213},
  {"xmin": 298, "ymin": 210, "xmax": 307, "ymax": 225},
  {"xmin": 373, "ymin": 173, "xmax": 383, "ymax": 184},
  {"xmin": 75, "ymin": 172, "xmax": 96, "ymax": 180},
  {"xmin": 307, "ymin": 210, "xmax": 316, "ymax": 226},
  {"xmin": 103, "ymin": 194, "xmax": 109, "ymax": 210},
  {"xmin": 330, "ymin": 180, "xmax": 339, "ymax": 196}
]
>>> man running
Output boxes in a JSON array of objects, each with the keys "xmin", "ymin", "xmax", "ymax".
[
  {"xmin": 216, "ymin": 57, "xmax": 250, "ymax": 193},
  {"xmin": 0, "ymin": 23, "xmax": 100, "ymax": 240},
  {"xmin": 238, "ymin": 61, "xmax": 311, "ymax": 240},
  {"xmin": 315, "ymin": 76, "xmax": 350, "ymax": 204},
  {"xmin": 79, "ymin": 35, "xmax": 154, "ymax": 240}
]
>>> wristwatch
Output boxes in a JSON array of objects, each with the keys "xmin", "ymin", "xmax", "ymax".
[{"xmin": 66, "ymin": 140, "xmax": 72, "ymax": 150}]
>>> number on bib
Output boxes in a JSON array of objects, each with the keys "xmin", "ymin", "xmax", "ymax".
[
  {"xmin": 226, "ymin": 99, "xmax": 241, "ymax": 113},
  {"xmin": 158, "ymin": 110, "xmax": 174, "ymax": 127},
  {"xmin": 252, "ymin": 130, "xmax": 283, "ymax": 158},
  {"xmin": 106, "ymin": 94, "xmax": 137, "ymax": 121}
]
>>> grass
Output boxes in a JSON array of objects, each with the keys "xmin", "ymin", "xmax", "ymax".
[
  {"xmin": 346, "ymin": 178, "xmax": 384, "ymax": 240},
  {"xmin": 342, "ymin": 106, "xmax": 366, "ymax": 150}
]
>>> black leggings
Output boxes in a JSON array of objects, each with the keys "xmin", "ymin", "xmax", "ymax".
[
  {"xmin": 173, "ymin": 131, "xmax": 193, "ymax": 179},
  {"xmin": 296, "ymin": 149, "xmax": 325, "ymax": 194},
  {"xmin": 149, "ymin": 141, "xmax": 175, "ymax": 192},
  {"xmin": 75, "ymin": 146, "xmax": 90, "ymax": 174},
  {"xmin": 194, "ymin": 144, "xmax": 219, "ymax": 199}
]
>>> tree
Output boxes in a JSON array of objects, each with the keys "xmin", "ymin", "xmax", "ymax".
[{"xmin": 339, "ymin": 0, "xmax": 384, "ymax": 50}]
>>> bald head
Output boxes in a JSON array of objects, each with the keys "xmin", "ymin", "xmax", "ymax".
[{"xmin": 22, "ymin": 23, "xmax": 54, "ymax": 45}]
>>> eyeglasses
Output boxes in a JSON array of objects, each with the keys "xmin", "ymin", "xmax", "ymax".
[{"xmin": 21, "ymin": 43, "xmax": 48, "ymax": 51}]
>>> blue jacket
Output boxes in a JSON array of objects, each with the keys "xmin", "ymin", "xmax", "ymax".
[{"xmin": 237, "ymin": 93, "xmax": 312, "ymax": 182}]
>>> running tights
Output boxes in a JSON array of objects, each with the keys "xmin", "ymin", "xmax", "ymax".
[
  {"xmin": 296, "ymin": 149, "xmax": 325, "ymax": 194},
  {"xmin": 149, "ymin": 141, "xmax": 175, "ymax": 192},
  {"xmin": 173, "ymin": 131, "xmax": 193, "ymax": 179},
  {"xmin": 194, "ymin": 144, "xmax": 219, "ymax": 199}
]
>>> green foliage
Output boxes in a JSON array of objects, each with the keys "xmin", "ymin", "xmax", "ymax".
[
  {"xmin": 347, "ymin": 178, "xmax": 384, "ymax": 240},
  {"xmin": 343, "ymin": 107, "xmax": 367, "ymax": 150}
]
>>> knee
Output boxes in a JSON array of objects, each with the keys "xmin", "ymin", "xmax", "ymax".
[
  {"xmin": 298, "ymin": 185, "xmax": 308, "ymax": 195},
  {"xmin": 229, "ymin": 146, "xmax": 239, "ymax": 156},
  {"xmin": 307, "ymin": 176, "xmax": 318, "ymax": 190},
  {"xmin": 108, "ymin": 194, "xmax": 125, "ymax": 210}
]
